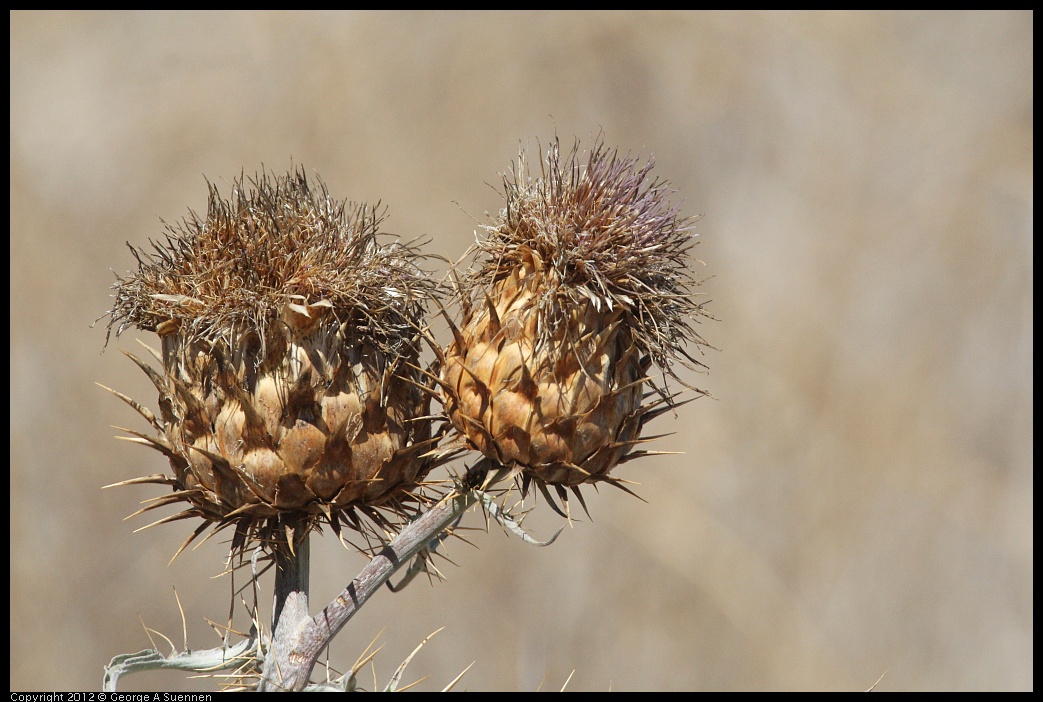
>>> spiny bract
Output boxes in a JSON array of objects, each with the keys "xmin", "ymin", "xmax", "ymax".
[
  {"xmin": 103, "ymin": 168, "xmax": 440, "ymax": 557},
  {"xmin": 441, "ymin": 138, "xmax": 712, "ymax": 511}
]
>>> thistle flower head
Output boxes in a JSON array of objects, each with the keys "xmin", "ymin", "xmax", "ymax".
[
  {"xmin": 103, "ymin": 168, "xmax": 441, "ymax": 556},
  {"xmin": 443, "ymin": 138, "xmax": 711, "ymax": 511}
]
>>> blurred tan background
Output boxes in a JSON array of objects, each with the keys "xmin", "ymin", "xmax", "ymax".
[{"xmin": 10, "ymin": 11, "xmax": 1031, "ymax": 692}]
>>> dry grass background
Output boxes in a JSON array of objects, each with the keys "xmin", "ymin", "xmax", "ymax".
[{"xmin": 9, "ymin": 11, "xmax": 1031, "ymax": 692}]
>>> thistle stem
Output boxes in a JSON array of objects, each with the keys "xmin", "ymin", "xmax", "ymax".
[
  {"xmin": 258, "ymin": 470, "xmax": 488, "ymax": 691},
  {"xmin": 258, "ymin": 530, "xmax": 311, "ymax": 691}
]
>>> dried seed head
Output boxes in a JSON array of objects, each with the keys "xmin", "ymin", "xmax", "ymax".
[
  {"xmin": 443, "ymin": 138, "xmax": 712, "ymax": 509},
  {"xmin": 103, "ymin": 168, "xmax": 441, "ymax": 556}
]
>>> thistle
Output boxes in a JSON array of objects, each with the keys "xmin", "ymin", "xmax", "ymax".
[
  {"xmin": 98, "ymin": 146, "xmax": 715, "ymax": 692},
  {"xmin": 102, "ymin": 168, "xmax": 440, "ymax": 557},
  {"xmin": 441, "ymin": 138, "xmax": 711, "ymax": 511}
]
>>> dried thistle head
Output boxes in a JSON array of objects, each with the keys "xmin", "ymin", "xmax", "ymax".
[
  {"xmin": 442, "ymin": 138, "xmax": 712, "ymax": 511},
  {"xmin": 103, "ymin": 167, "xmax": 441, "ymax": 557}
]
